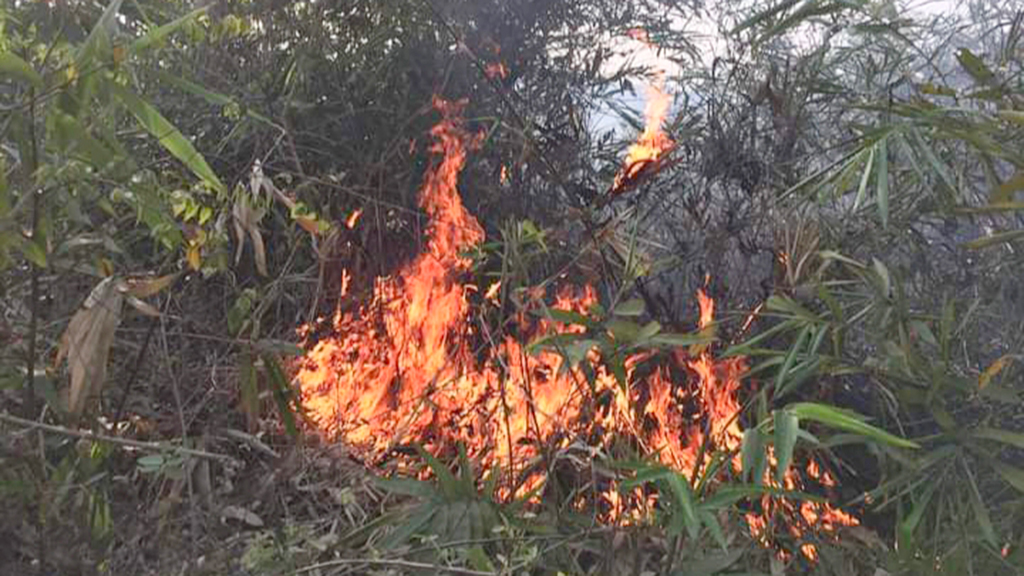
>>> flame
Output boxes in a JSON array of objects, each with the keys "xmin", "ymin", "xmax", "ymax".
[
  {"xmin": 296, "ymin": 97, "xmax": 857, "ymax": 558},
  {"xmin": 612, "ymin": 29, "xmax": 674, "ymax": 193}
]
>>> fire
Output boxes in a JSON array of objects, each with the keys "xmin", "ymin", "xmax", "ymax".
[
  {"xmin": 296, "ymin": 98, "xmax": 858, "ymax": 559},
  {"xmin": 612, "ymin": 29, "xmax": 675, "ymax": 193}
]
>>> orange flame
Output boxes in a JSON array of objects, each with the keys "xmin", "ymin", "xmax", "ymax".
[
  {"xmin": 296, "ymin": 98, "xmax": 857, "ymax": 558},
  {"xmin": 612, "ymin": 30, "xmax": 674, "ymax": 193}
]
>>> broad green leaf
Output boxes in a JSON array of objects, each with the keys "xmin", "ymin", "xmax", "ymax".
[
  {"xmin": 773, "ymin": 410, "xmax": 799, "ymax": 484},
  {"xmin": 0, "ymin": 52, "xmax": 43, "ymax": 89},
  {"xmin": 109, "ymin": 82, "xmax": 225, "ymax": 193},
  {"xmin": 741, "ymin": 428, "xmax": 767, "ymax": 485},
  {"xmin": 664, "ymin": 469, "xmax": 700, "ymax": 540},
  {"xmin": 606, "ymin": 318, "xmax": 641, "ymax": 343},
  {"xmin": 876, "ymin": 137, "xmax": 889, "ymax": 228},
  {"xmin": 130, "ymin": 7, "xmax": 208, "ymax": 54},
  {"xmin": 613, "ymin": 298, "xmax": 645, "ymax": 317},
  {"xmin": 787, "ymin": 402, "xmax": 919, "ymax": 448},
  {"xmin": 541, "ymin": 307, "xmax": 592, "ymax": 327},
  {"xmin": 963, "ymin": 229, "xmax": 1024, "ymax": 249}
]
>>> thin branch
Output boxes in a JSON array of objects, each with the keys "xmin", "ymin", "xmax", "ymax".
[
  {"xmin": 294, "ymin": 558, "xmax": 495, "ymax": 576},
  {"xmin": 0, "ymin": 412, "xmax": 239, "ymax": 464}
]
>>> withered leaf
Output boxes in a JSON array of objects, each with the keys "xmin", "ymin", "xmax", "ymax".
[{"xmin": 56, "ymin": 277, "xmax": 124, "ymax": 421}]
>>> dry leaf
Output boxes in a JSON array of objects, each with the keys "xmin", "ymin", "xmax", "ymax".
[
  {"xmin": 56, "ymin": 277, "xmax": 124, "ymax": 420},
  {"xmin": 121, "ymin": 273, "xmax": 179, "ymax": 298},
  {"xmin": 186, "ymin": 242, "xmax": 201, "ymax": 271},
  {"xmin": 125, "ymin": 295, "xmax": 160, "ymax": 317},
  {"xmin": 232, "ymin": 198, "xmax": 267, "ymax": 276},
  {"xmin": 980, "ymin": 355, "xmax": 1013, "ymax": 389},
  {"xmin": 221, "ymin": 505, "xmax": 263, "ymax": 527}
]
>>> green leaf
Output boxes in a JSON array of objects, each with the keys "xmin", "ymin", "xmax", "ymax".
[
  {"xmin": 741, "ymin": 428, "xmax": 767, "ymax": 485},
  {"xmin": 974, "ymin": 427, "xmax": 1024, "ymax": 454},
  {"xmin": 991, "ymin": 460, "xmax": 1024, "ymax": 493},
  {"xmin": 542, "ymin": 307, "xmax": 592, "ymax": 327},
  {"xmin": 613, "ymin": 298, "xmax": 645, "ymax": 317},
  {"xmin": 876, "ymin": 137, "xmax": 889, "ymax": 229},
  {"xmin": 664, "ymin": 469, "xmax": 700, "ymax": 540},
  {"xmin": 21, "ymin": 239, "xmax": 47, "ymax": 268},
  {"xmin": 963, "ymin": 229, "xmax": 1024, "ymax": 249},
  {"xmin": 957, "ymin": 48, "xmax": 995, "ymax": 85},
  {"xmin": 966, "ymin": 464, "xmax": 998, "ymax": 547},
  {"xmin": 773, "ymin": 410, "xmax": 799, "ymax": 484},
  {"xmin": 650, "ymin": 331, "xmax": 711, "ymax": 348},
  {"xmin": 130, "ymin": 7, "xmax": 209, "ymax": 54},
  {"xmin": 786, "ymin": 402, "xmax": 919, "ymax": 448},
  {"xmin": 0, "ymin": 52, "xmax": 43, "ymax": 89},
  {"xmin": 76, "ymin": 0, "xmax": 124, "ymax": 69},
  {"xmin": 853, "ymin": 145, "xmax": 874, "ymax": 210},
  {"xmin": 997, "ymin": 110, "xmax": 1024, "ymax": 126},
  {"xmin": 898, "ymin": 482, "xmax": 936, "ymax": 549},
  {"xmin": 262, "ymin": 353, "xmax": 299, "ymax": 437},
  {"xmin": 109, "ymin": 82, "xmax": 225, "ymax": 193},
  {"xmin": 254, "ymin": 339, "xmax": 303, "ymax": 357}
]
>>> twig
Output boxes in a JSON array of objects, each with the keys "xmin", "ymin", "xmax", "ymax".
[
  {"xmin": 294, "ymin": 558, "xmax": 495, "ymax": 576},
  {"xmin": 112, "ymin": 317, "xmax": 159, "ymax": 431},
  {"xmin": 0, "ymin": 412, "xmax": 239, "ymax": 464}
]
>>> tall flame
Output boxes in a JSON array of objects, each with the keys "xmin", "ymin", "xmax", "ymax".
[{"xmin": 296, "ymin": 98, "xmax": 857, "ymax": 558}]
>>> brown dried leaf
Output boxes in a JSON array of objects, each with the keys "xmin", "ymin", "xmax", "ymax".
[
  {"xmin": 232, "ymin": 198, "xmax": 267, "ymax": 276},
  {"xmin": 221, "ymin": 505, "xmax": 263, "ymax": 527},
  {"xmin": 57, "ymin": 277, "xmax": 124, "ymax": 420},
  {"xmin": 125, "ymin": 295, "xmax": 160, "ymax": 317}
]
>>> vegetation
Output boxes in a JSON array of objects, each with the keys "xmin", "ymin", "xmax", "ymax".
[{"xmin": 1, "ymin": 0, "xmax": 1022, "ymax": 574}]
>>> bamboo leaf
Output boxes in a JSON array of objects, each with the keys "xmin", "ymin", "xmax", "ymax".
[
  {"xmin": 109, "ymin": 82, "xmax": 225, "ymax": 193},
  {"xmin": 76, "ymin": 0, "xmax": 124, "ymax": 69},
  {"xmin": 876, "ymin": 137, "xmax": 889, "ymax": 229},
  {"xmin": 613, "ymin": 298, "xmax": 645, "ymax": 317},
  {"xmin": 0, "ymin": 52, "xmax": 43, "ymax": 89},
  {"xmin": 957, "ymin": 48, "xmax": 996, "ymax": 85},
  {"xmin": 966, "ymin": 467, "xmax": 997, "ymax": 547},
  {"xmin": 974, "ymin": 427, "xmax": 1024, "ymax": 450},
  {"xmin": 963, "ymin": 229, "xmax": 1024, "ymax": 249},
  {"xmin": 774, "ymin": 410, "xmax": 799, "ymax": 484},
  {"xmin": 853, "ymin": 145, "xmax": 874, "ymax": 210},
  {"xmin": 130, "ymin": 7, "xmax": 208, "ymax": 54},
  {"xmin": 786, "ymin": 402, "xmax": 919, "ymax": 448}
]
